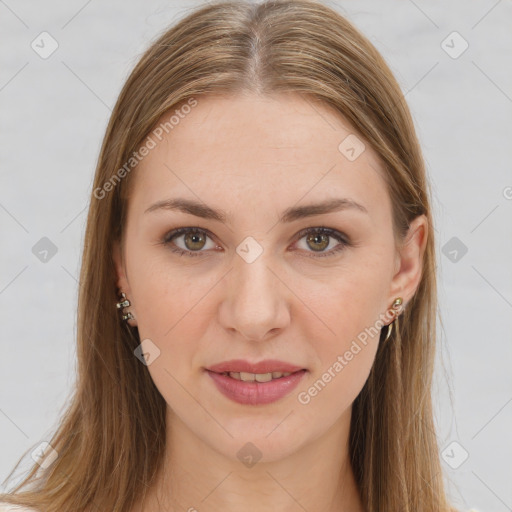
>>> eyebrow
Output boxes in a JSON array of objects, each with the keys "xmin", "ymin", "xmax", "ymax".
[{"xmin": 144, "ymin": 197, "xmax": 368, "ymax": 223}]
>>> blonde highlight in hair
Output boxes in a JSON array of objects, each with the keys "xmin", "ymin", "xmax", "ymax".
[{"xmin": 1, "ymin": 1, "xmax": 456, "ymax": 511}]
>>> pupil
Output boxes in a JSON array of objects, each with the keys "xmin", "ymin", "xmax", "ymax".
[
  {"xmin": 307, "ymin": 233, "xmax": 328, "ymax": 251},
  {"xmin": 186, "ymin": 232, "xmax": 206, "ymax": 250}
]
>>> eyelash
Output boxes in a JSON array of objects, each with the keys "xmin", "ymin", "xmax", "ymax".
[{"xmin": 161, "ymin": 226, "xmax": 351, "ymax": 259}]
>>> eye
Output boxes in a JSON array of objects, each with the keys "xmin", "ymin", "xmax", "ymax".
[
  {"xmin": 163, "ymin": 227, "xmax": 218, "ymax": 257},
  {"xmin": 293, "ymin": 226, "xmax": 350, "ymax": 258},
  {"xmin": 162, "ymin": 226, "xmax": 351, "ymax": 258}
]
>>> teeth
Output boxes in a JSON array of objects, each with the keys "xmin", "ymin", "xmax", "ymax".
[
  {"xmin": 226, "ymin": 371, "xmax": 293, "ymax": 382},
  {"xmin": 272, "ymin": 371, "xmax": 291, "ymax": 378}
]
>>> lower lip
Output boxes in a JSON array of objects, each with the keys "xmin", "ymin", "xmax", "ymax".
[{"xmin": 206, "ymin": 369, "xmax": 307, "ymax": 405}]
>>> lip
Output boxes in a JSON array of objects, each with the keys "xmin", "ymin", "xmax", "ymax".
[
  {"xmin": 206, "ymin": 369, "xmax": 307, "ymax": 405},
  {"xmin": 206, "ymin": 359, "xmax": 305, "ymax": 374}
]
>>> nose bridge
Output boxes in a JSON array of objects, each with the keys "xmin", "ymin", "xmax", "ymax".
[
  {"xmin": 234, "ymin": 248, "xmax": 276, "ymax": 304},
  {"xmin": 220, "ymin": 241, "xmax": 290, "ymax": 341}
]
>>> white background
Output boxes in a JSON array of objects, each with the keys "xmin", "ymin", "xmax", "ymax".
[{"xmin": 1, "ymin": 1, "xmax": 511, "ymax": 511}]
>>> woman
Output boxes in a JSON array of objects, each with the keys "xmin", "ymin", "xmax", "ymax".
[{"xmin": 0, "ymin": 0, "xmax": 473, "ymax": 510}]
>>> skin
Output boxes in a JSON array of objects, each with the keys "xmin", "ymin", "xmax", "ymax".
[{"xmin": 113, "ymin": 92, "xmax": 427, "ymax": 512}]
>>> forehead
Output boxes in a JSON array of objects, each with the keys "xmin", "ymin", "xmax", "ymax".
[{"xmin": 130, "ymin": 92, "xmax": 390, "ymax": 221}]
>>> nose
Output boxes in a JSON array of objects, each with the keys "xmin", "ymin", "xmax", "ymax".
[{"xmin": 218, "ymin": 251, "xmax": 291, "ymax": 342}]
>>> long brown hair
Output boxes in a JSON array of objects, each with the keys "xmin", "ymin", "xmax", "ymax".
[{"xmin": 1, "ymin": 1, "xmax": 456, "ymax": 510}]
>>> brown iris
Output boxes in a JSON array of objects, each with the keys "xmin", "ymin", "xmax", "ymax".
[
  {"xmin": 306, "ymin": 232, "xmax": 329, "ymax": 252},
  {"xmin": 184, "ymin": 231, "xmax": 207, "ymax": 251}
]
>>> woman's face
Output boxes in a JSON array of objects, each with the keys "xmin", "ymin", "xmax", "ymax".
[{"xmin": 114, "ymin": 92, "xmax": 426, "ymax": 462}]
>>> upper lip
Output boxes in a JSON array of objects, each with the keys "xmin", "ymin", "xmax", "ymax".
[{"xmin": 206, "ymin": 359, "xmax": 306, "ymax": 374}]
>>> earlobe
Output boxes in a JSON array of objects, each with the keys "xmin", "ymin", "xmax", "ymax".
[
  {"xmin": 112, "ymin": 240, "xmax": 138, "ymax": 327},
  {"xmin": 389, "ymin": 214, "xmax": 428, "ymax": 306}
]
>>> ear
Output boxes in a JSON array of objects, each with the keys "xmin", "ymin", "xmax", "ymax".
[
  {"xmin": 388, "ymin": 214, "xmax": 428, "ymax": 312},
  {"xmin": 113, "ymin": 239, "xmax": 137, "ymax": 327},
  {"xmin": 113, "ymin": 240, "xmax": 128, "ymax": 291}
]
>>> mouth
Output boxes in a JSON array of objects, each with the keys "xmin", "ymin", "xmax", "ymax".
[{"xmin": 204, "ymin": 360, "xmax": 308, "ymax": 405}]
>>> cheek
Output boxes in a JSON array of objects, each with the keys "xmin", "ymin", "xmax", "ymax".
[
  {"xmin": 296, "ymin": 339, "xmax": 378, "ymax": 428},
  {"xmin": 291, "ymin": 254, "xmax": 391, "ymax": 345},
  {"xmin": 289, "ymin": 255, "xmax": 389, "ymax": 400},
  {"xmin": 128, "ymin": 265, "xmax": 216, "ymax": 411},
  {"xmin": 128, "ymin": 255, "xmax": 220, "ymax": 372},
  {"xmin": 292, "ymin": 271, "xmax": 385, "ymax": 416},
  {"xmin": 127, "ymin": 241, "xmax": 210, "ymax": 327}
]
